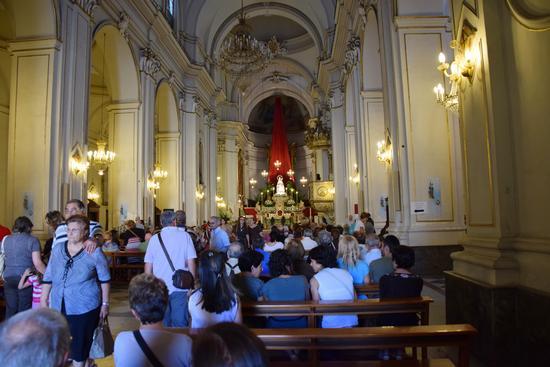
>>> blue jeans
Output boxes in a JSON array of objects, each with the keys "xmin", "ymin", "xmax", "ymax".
[{"xmin": 163, "ymin": 290, "xmax": 189, "ymax": 327}]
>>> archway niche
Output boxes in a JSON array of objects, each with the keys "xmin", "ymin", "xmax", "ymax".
[
  {"xmin": 87, "ymin": 25, "xmax": 140, "ymax": 229},
  {"xmin": 154, "ymin": 81, "xmax": 180, "ymax": 211}
]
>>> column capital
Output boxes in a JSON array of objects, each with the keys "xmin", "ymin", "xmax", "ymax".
[
  {"xmin": 344, "ymin": 35, "xmax": 361, "ymax": 74},
  {"xmin": 140, "ymin": 47, "xmax": 160, "ymax": 77},
  {"xmin": 71, "ymin": 0, "xmax": 97, "ymax": 17},
  {"xmin": 118, "ymin": 12, "xmax": 130, "ymax": 41}
]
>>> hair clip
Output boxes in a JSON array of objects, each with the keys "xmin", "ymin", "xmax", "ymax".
[{"xmin": 208, "ymin": 251, "xmax": 214, "ymax": 257}]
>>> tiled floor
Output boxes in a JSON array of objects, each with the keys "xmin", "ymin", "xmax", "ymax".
[{"xmin": 97, "ymin": 278, "xmax": 485, "ymax": 367}]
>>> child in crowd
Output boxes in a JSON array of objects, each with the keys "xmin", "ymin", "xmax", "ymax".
[{"xmin": 17, "ymin": 267, "xmax": 42, "ymax": 309}]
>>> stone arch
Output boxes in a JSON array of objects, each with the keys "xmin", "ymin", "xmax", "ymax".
[{"xmin": 155, "ymin": 81, "xmax": 179, "ymax": 133}]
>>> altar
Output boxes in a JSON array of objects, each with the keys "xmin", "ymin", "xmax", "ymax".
[{"xmin": 255, "ymin": 176, "xmax": 305, "ymax": 225}]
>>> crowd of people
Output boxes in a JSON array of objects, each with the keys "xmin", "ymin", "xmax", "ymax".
[{"xmin": 0, "ymin": 201, "xmax": 424, "ymax": 366}]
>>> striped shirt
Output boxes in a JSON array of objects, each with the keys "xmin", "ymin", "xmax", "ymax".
[
  {"xmin": 26, "ymin": 274, "xmax": 42, "ymax": 306},
  {"xmin": 52, "ymin": 221, "xmax": 102, "ymax": 249}
]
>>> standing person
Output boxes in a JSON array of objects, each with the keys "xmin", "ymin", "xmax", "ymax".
[
  {"xmin": 114, "ymin": 274, "xmax": 192, "ymax": 367},
  {"xmin": 309, "ymin": 245, "xmax": 358, "ymax": 328},
  {"xmin": 188, "ymin": 251, "xmax": 241, "ymax": 328},
  {"xmin": 52, "ymin": 199, "xmax": 102, "ymax": 250},
  {"xmin": 367, "ymin": 235, "xmax": 400, "ymax": 284},
  {"xmin": 0, "ymin": 223, "xmax": 10, "ymax": 241},
  {"xmin": 17, "ymin": 267, "xmax": 43, "ymax": 309},
  {"xmin": 247, "ymin": 218, "xmax": 262, "ymax": 248},
  {"xmin": 144, "ymin": 211, "xmax": 197, "ymax": 327},
  {"xmin": 2, "ymin": 216, "xmax": 46, "ymax": 318},
  {"xmin": 234, "ymin": 216, "xmax": 250, "ymax": 249},
  {"xmin": 209, "ymin": 216, "xmax": 230, "ymax": 253},
  {"xmin": 41, "ymin": 215, "xmax": 111, "ymax": 367},
  {"xmin": 43, "ymin": 211, "xmax": 64, "ymax": 262}
]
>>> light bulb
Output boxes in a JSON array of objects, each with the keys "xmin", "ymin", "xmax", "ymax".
[
  {"xmin": 450, "ymin": 62, "xmax": 459, "ymax": 75},
  {"xmin": 438, "ymin": 52, "xmax": 446, "ymax": 64}
]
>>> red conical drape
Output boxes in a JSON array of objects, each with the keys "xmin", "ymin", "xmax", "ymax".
[{"xmin": 268, "ymin": 96, "xmax": 293, "ymax": 184}]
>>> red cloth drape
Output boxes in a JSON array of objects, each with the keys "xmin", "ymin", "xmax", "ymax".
[{"xmin": 268, "ymin": 96, "xmax": 293, "ymax": 184}]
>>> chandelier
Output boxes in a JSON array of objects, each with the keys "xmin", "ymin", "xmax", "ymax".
[
  {"xmin": 218, "ymin": 0, "xmax": 283, "ymax": 76},
  {"xmin": 274, "ymin": 160, "xmax": 282, "ymax": 170},
  {"xmin": 152, "ymin": 163, "xmax": 168, "ymax": 180},
  {"xmin": 87, "ymin": 141, "xmax": 115, "ymax": 176},
  {"xmin": 299, "ymin": 176, "xmax": 308, "ymax": 187},
  {"xmin": 376, "ymin": 132, "xmax": 393, "ymax": 166}
]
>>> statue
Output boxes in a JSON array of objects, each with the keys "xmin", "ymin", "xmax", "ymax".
[{"xmin": 275, "ymin": 175, "xmax": 286, "ymax": 196}]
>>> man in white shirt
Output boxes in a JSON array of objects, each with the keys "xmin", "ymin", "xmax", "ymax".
[
  {"xmin": 362, "ymin": 234, "xmax": 382, "ymax": 265},
  {"xmin": 145, "ymin": 211, "xmax": 197, "ymax": 327},
  {"xmin": 52, "ymin": 199, "xmax": 102, "ymax": 250},
  {"xmin": 209, "ymin": 216, "xmax": 230, "ymax": 252}
]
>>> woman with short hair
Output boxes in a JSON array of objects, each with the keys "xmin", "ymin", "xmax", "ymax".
[
  {"xmin": 114, "ymin": 273, "xmax": 192, "ymax": 367},
  {"xmin": 41, "ymin": 215, "xmax": 111, "ymax": 367},
  {"xmin": 2, "ymin": 216, "xmax": 46, "ymax": 318},
  {"xmin": 285, "ymin": 239, "xmax": 315, "ymax": 281},
  {"xmin": 188, "ymin": 251, "xmax": 241, "ymax": 328}
]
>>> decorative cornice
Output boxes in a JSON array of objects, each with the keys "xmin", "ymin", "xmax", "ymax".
[
  {"xmin": 71, "ymin": 0, "xmax": 97, "ymax": 16},
  {"xmin": 140, "ymin": 47, "xmax": 161, "ymax": 76}
]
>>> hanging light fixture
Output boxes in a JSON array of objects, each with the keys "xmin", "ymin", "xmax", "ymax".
[
  {"xmin": 299, "ymin": 176, "xmax": 308, "ymax": 187},
  {"xmin": 274, "ymin": 160, "xmax": 282, "ymax": 170},
  {"xmin": 87, "ymin": 183, "xmax": 100, "ymax": 201},
  {"xmin": 217, "ymin": 0, "xmax": 283, "ymax": 76},
  {"xmin": 261, "ymin": 169, "xmax": 268, "ymax": 180},
  {"xmin": 286, "ymin": 168, "xmax": 295, "ymax": 177},
  {"xmin": 152, "ymin": 163, "xmax": 168, "ymax": 180},
  {"xmin": 249, "ymin": 177, "xmax": 257, "ymax": 188},
  {"xmin": 88, "ymin": 33, "xmax": 116, "ymax": 176}
]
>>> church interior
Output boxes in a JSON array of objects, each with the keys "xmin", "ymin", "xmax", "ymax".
[{"xmin": 0, "ymin": 0, "xmax": 549, "ymax": 366}]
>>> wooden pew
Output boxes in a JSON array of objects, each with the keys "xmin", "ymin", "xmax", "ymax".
[
  {"xmin": 242, "ymin": 296, "xmax": 433, "ymax": 328},
  {"xmin": 104, "ymin": 251, "xmax": 145, "ymax": 282},
  {"xmin": 355, "ymin": 283, "xmax": 380, "ymax": 298},
  {"xmin": 171, "ymin": 324, "xmax": 477, "ymax": 367}
]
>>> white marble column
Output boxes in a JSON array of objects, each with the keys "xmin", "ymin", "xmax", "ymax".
[
  {"xmin": 330, "ymin": 87, "xmax": 348, "ymax": 224},
  {"xmin": 6, "ymin": 39, "xmax": 62, "ymax": 236},
  {"xmin": 59, "ymin": 0, "xmax": 94, "ymax": 201},
  {"xmin": 139, "ymin": 48, "xmax": 160, "ymax": 226},
  {"xmin": 217, "ymin": 121, "xmax": 240, "ymax": 220},
  {"xmin": 208, "ymin": 119, "xmax": 218, "ymax": 217},
  {"xmin": 180, "ymin": 94, "xmax": 199, "ymax": 226}
]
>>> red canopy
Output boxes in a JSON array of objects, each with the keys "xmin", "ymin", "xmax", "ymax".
[{"xmin": 268, "ymin": 96, "xmax": 293, "ymax": 184}]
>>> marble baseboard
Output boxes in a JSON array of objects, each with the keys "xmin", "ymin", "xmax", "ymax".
[
  {"xmin": 445, "ymin": 271, "xmax": 550, "ymax": 367},
  {"xmin": 411, "ymin": 245, "xmax": 463, "ymax": 276}
]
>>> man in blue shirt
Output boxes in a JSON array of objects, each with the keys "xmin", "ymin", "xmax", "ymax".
[{"xmin": 209, "ymin": 216, "xmax": 229, "ymax": 253}]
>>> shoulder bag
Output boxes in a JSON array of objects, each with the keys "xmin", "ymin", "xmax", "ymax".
[
  {"xmin": 133, "ymin": 330, "xmax": 164, "ymax": 367},
  {"xmin": 0, "ymin": 235, "xmax": 8, "ymax": 279},
  {"xmin": 157, "ymin": 233, "xmax": 194, "ymax": 290}
]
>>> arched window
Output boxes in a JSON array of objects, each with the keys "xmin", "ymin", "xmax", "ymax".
[{"xmin": 153, "ymin": 0, "xmax": 175, "ymax": 27}]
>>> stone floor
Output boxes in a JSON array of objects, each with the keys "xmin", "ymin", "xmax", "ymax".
[{"xmin": 96, "ymin": 278, "xmax": 485, "ymax": 367}]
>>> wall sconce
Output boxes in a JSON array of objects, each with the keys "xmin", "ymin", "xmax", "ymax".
[
  {"xmin": 215, "ymin": 195, "xmax": 224, "ymax": 202},
  {"xmin": 195, "ymin": 184, "xmax": 205, "ymax": 200},
  {"xmin": 349, "ymin": 163, "xmax": 360, "ymax": 185},
  {"xmin": 70, "ymin": 153, "xmax": 89, "ymax": 176},
  {"xmin": 249, "ymin": 178, "xmax": 257, "ymax": 188},
  {"xmin": 87, "ymin": 183, "xmax": 100, "ymax": 201},
  {"xmin": 274, "ymin": 160, "xmax": 281, "ymax": 170},
  {"xmin": 376, "ymin": 134, "xmax": 393, "ymax": 166},
  {"xmin": 299, "ymin": 176, "xmax": 308, "ymax": 187},
  {"xmin": 433, "ymin": 24, "xmax": 477, "ymax": 112}
]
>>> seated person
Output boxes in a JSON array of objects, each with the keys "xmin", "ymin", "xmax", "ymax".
[
  {"xmin": 379, "ymin": 245, "xmax": 423, "ymax": 326},
  {"xmin": 114, "ymin": 273, "xmax": 192, "ymax": 367},
  {"xmin": 361, "ymin": 234, "xmax": 382, "ymax": 265},
  {"xmin": 101, "ymin": 230, "xmax": 119, "ymax": 252},
  {"xmin": 225, "ymin": 242, "xmax": 243, "ymax": 277},
  {"xmin": 285, "ymin": 239, "xmax": 315, "ymax": 281},
  {"xmin": 188, "ymin": 251, "xmax": 242, "ymax": 328},
  {"xmin": 262, "ymin": 249, "xmax": 310, "ymax": 328},
  {"xmin": 367, "ymin": 235, "xmax": 400, "ymax": 284},
  {"xmin": 309, "ymin": 245, "xmax": 358, "ymax": 328},
  {"xmin": 233, "ymin": 250, "xmax": 264, "ymax": 301},
  {"xmin": 192, "ymin": 322, "xmax": 268, "ymax": 367},
  {"xmin": 337, "ymin": 235, "xmax": 369, "ymax": 298}
]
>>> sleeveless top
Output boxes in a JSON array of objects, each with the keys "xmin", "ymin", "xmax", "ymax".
[{"xmin": 314, "ymin": 267, "xmax": 358, "ymax": 328}]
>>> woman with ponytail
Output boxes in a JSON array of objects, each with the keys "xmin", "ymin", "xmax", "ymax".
[{"xmin": 188, "ymin": 250, "xmax": 241, "ymax": 328}]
